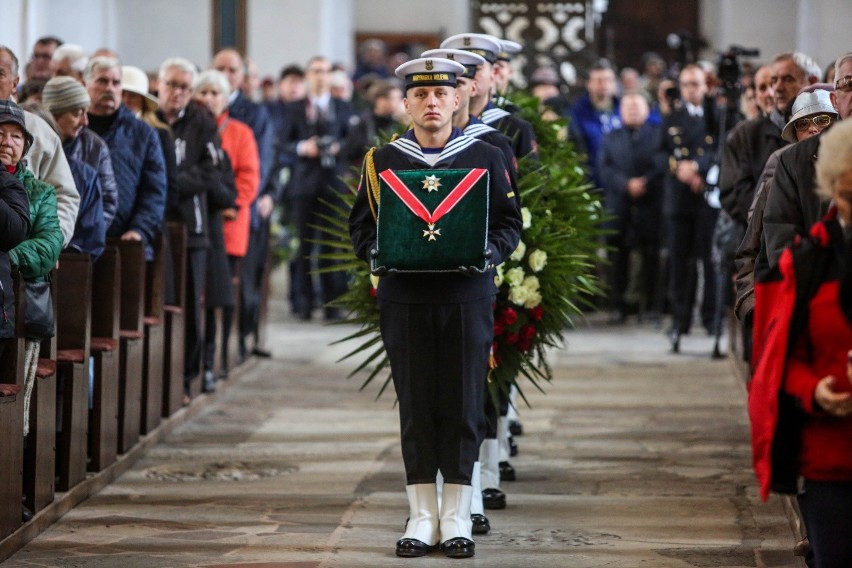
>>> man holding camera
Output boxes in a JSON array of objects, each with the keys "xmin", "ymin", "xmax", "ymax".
[{"xmin": 281, "ymin": 55, "xmax": 354, "ymax": 320}]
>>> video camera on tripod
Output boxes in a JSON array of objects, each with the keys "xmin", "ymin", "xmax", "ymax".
[{"xmin": 716, "ymin": 45, "xmax": 760, "ymax": 103}]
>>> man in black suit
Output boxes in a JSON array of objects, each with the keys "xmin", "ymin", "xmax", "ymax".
[
  {"xmin": 281, "ymin": 55, "xmax": 354, "ymax": 320},
  {"xmin": 659, "ymin": 64, "xmax": 720, "ymax": 352},
  {"xmin": 599, "ymin": 91, "xmax": 664, "ymax": 322}
]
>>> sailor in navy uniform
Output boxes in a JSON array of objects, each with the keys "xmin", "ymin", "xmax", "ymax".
[
  {"xmin": 493, "ymin": 39, "xmax": 522, "ymax": 100},
  {"xmin": 440, "ymin": 33, "xmax": 538, "ymax": 161},
  {"xmin": 349, "ymin": 58, "xmax": 521, "ymax": 559},
  {"xmin": 419, "ymin": 47, "xmax": 519, "ymax": 536}
]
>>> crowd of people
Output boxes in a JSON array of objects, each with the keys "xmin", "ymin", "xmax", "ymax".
[{"xmin": 3, "ymin": 28, "xmax": 852, "ymax": 565}]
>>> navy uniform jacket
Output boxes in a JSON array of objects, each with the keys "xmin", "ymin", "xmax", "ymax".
[
  {"xmin": 658, "ymin": 100, "xmax": 719, "ymax": 218},
  {"xmin": 480, "ymin": 101, "xmax": 538, "ymax": 160},
  {"xmin": 349, "ymin": 128, "xmax": 522, "ymax": 304}
]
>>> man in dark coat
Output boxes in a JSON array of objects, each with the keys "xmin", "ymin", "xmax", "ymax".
[
  {"xmin": 84, "ymin": 56, "xmax": 167, "ymax": 261},
  {"xmin": 349, "ymin": 58, "xmax": 521, "ymax": 559},
  {"xmin": 762, "ymin": 53, "xmax": 852, "ymax": 273},
  {"xmin": 157, "ymin": 57, "xmax": 226, "ymax": 393},
  {"xmin": 659, "ymin": 64, "xmax": 720, "ymax": 352},
  {"xmin": 599, "ymin": 91, "xmax": 664, "ymax": 321},
  {"xmin": 281, "ymin": 55, "xmax": 354, "ymax": 320}
]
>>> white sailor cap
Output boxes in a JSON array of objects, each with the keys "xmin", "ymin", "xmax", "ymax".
[
  {"xmin": 497, "ymin": 39, "xmax": 522, "ymax": 62},
  {"xmin": 395, "ymin": 57, "xmax": 466, "ymax": 91},
  {"xmin": 420, "ymin": 48, "xmax": 486, "ymax": 79},
  {"xmin": 440, "ymin": 33, "xmax": 502, "ymax": 64}
]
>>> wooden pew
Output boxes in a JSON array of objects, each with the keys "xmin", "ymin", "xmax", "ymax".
[
  {"xmin": 162, "ymin": 223, "xmax": 186, "ymax": 415},
  {"xmin": 113, "ymin": 239, "xmax": 146, "ymax": 454},
  {"xmin": 88, "ymin": 245, "xmax": 120, "ymax": 471},
  {"xmin": 0, "ymin": 383, "xmax": 23, "ymax": 539},
  {"xmin": 141, "ymin": 232, "xmax": 166, "ymax": 434},
  {"xmin": 24, "ymin": 271, "xmax": 57, "ymax": 514},
  {"xmin": 54, "ymin": 253, "xmax": 91, "ymax": 492}
]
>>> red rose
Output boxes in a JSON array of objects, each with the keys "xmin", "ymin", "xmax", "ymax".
[
  {"xmin": 530, "ymin": 306, "xmax": 544, "ymax": 321},
  {"xmin": 494, "ymin": 322, "xmax": 505, "ymax": 336},
  {"xmin": 504, "ymin": 332, "xmax": 519, "ymax": 345},
  {"xmin": 369, "ymin": 287, "xmax": 377, "ymax": 298},
  {"xmin": 517, "ymin": 338, "xmax": 532, "ymax": 352},
  {"xmin": 520, "ymin": 324, "xmax": 536, "ymax": 340},
  {"xmin": 501, "ymin": 307, "xmax": 518, "ymax": 325}
]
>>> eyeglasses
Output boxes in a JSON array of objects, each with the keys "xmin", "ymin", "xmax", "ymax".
[
  {"xmin": 793, "ymin": 114, "xmax": 833, "ymax": 131},
  {"xmin": 162, "ymin": 81, "xmax": 192, "ymax": 92},
  {"xmin": 836, "ymin": 76, "xmax": 852, "ymax": 93}
]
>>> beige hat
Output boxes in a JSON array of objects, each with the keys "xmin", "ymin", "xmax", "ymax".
[
  {"xmin": 121, "ymin": 66, "xmax": 160, "ymax": 113},
  {"xmin": 781, "ymin": 89, "xmax": 838, "ymax": 143}
]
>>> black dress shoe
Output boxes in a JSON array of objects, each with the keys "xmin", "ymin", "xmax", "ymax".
[
  {"xmin": 396, "ymin": 537, "xmax": 435, "ymax": 557},
  {"xmin": 509, "ymin": 436, "xmax": 518, "ymax": 457},
  {"xmin": 499, "ymin": 460, "xmax": 516, "ymax": 482},
  {"xmin": 667, "ymin": 328, "xmax": 681, "ymax": 353},
  {"xmin": 509, "ymin": 419, "xmax": 523, "ymax": 436},
  {"xmin": 482, "ymin": 487, "xmax": 506, "ymax": 510},
  {"xmin": 471, "ymin": 513, "xmax": 490, "ymax": 535},
  {"xmin": 251, "ymin": 347, "xmax": 272, "ymax": 358},
  {"xmin": 441, "ymin": 537, "xmax": 475, "ymax": 558},
  {"xmin": 22, "ymin": 506, "xmax": 33, "ymax": 523}
]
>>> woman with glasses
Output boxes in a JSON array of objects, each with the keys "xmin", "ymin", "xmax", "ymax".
[{"xmin": 734, "ymin": 88, "xmax": 837, "ymax": 329}]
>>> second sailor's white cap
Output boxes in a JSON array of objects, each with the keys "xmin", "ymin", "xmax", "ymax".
[{"xmin": 420, "ymin": 48, "xmax": 486, "ymax": 79}]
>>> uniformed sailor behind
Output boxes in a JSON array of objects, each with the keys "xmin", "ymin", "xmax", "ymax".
[
  {"xmin": 418, "ymin": 47, "xmax": 519, "ymax": 537},
  {"xmin": 349, "ymin": 57, "xmax": 522, "ymax": 558},
  {"xmin": 440, "ymin": 32, "xmax": 538, "ymax": 160}
]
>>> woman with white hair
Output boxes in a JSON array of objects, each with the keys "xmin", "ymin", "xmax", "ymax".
[
  {"xmin": 193, "ymin": 69, "xmax": 259, "ymax": 387},
  {"xmin": 750, "ymin": 118, "xmax": 852, "ymax": 567}
]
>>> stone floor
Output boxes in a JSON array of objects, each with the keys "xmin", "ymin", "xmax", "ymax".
[{"xmin": 1, "ymin": 293, "xmax": 802, "ymax": 567}]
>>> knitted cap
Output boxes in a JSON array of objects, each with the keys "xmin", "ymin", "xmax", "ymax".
[{"xmin": 42, "ymin": 76, "xmax": 91, "ymax": 115}]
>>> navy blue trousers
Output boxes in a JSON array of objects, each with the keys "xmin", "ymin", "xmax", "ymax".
[{"xmin": 380, "ymin": 299, "xmax": 492, "ymax": 485}]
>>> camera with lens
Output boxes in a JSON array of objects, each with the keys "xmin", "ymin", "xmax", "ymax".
[
  {"xmin": 717, "ymin": 44, "xmax": 760, "ymax": 101},
  {"xmin": 316, "ymin": 135, "xmax": 337, "ymax": 169}
]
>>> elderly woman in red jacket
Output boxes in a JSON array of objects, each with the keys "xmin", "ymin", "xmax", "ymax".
[
  {"xmin": 193, "ymin": 70, "xmax": 259, "ymax": 383},
  {"xmin": 750, "ymin": 118, "xmax": 852, "ymax": 568}
]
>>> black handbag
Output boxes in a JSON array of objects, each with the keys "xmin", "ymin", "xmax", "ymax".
[{"xmin": 24, "ymin": 278, "xmax": 54, "ymax": 339}]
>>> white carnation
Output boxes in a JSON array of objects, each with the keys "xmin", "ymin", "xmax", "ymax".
[
  {"xmin": 509, "ymin": 284, "xmax": 531, "ymax": 307},
  {"xmin": 528, "ymin": 249, "xmax": 548, "ymax": 272},
  {"xmin": 521, "ymin": 207, "xmax": 532, "ymax": 229},
  {"xmin": 522, "ymin": 275, "xmax": 540, "ymax": 291},
  {"xmin": 510, "ymin": 240, "xmax": 526, "ymax": 261},
  {"xmin": 505, "ymin": 267, "xmax": 525, "ymax": 287},
  {"xmin": 523, "ymin": 290, "xmax": 543, "ymax": 309}
]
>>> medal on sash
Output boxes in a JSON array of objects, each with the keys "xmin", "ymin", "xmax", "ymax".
[{"xmin": 373, "ymin": 168, "xmax": 490, "ymax": 272}]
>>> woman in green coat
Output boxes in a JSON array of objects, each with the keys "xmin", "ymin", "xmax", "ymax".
[{"xmin": 0, "ymin": 102, "xmax": 64, "ymax": 437}]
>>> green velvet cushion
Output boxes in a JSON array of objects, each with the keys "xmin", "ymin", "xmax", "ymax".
[{"xmin": 375, "ymin": 168, "xmax": 490, "ymax": 272}]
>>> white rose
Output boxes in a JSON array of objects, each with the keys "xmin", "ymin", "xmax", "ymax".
[
  {"xmin": 510, "ymin": 240, "xmax": 526, "ymax": 261},
  {"xmin": 521, "ymin": 207, "xmax": 532, "ymax": 229},
  {"xmin": 505, "ymin": 267, "xmax": 525, "ymax": 287},
  {"xmin": 523, "ymin": 290, "xmax": 543, "ymax": 309},
  {"xmin": 522, "ymin": 275, "xmax": 540, "ymax": 292},
  {"xmin": 369, "ymin": 274, "xmax": 380, "ymax": 288},
  {"xmin": 509, "ymin": 284, "xmax": 531, "ymax": 307},
  {"xmin": 494, "ymin": 272, "xmax": 504, "ymax": 288},
  {"xmin": 528, "ymin": 249, "xmax": 547, "ymax": 273}
]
